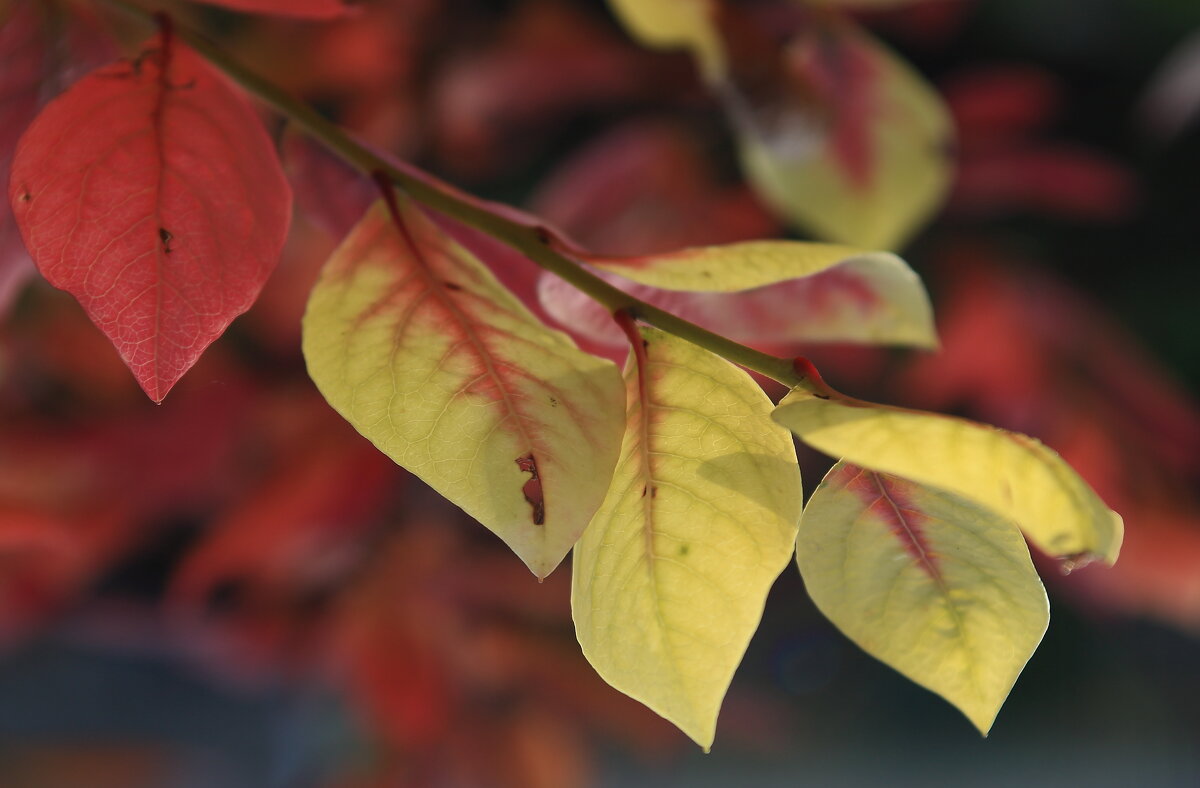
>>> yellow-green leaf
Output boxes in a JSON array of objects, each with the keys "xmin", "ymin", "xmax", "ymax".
[
  {"xmin": 773, "ymin": 380, "xmax": 1122, "ymax": 565},
  {"xmin": 798, "ymin": 461, "xmax": 1049, "ymax": 734},
  {"xmin": 572, "ymin": 325, "xmax": 801, "ymax": 749},
  {"xmin": 591, "ymin": 242, "xmax": 905, "ymax": 292},
  {"xmin": 302, "ymin": 197, "xmax": 625, "ymax": 578},
  {"xmin": 727, "ymin": 16, "xmax": 953, "ymax": 249},
  {"xmin": 585, "ymin": 243, "xmax": 937, "ymax": 348},
  {"xmin": 605, "ymin": 0, "xmax": 725, "ymax": 82}
]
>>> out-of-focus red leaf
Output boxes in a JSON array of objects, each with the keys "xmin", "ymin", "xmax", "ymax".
[
  {"xmin": 282, "ymin": 133, "xmax": 375, "ymax": 241},
  {"xmin": 0, "ymin": 0, "xmax": 116, "ymax": 314},
  {"xmin": 187, "ymin": 0, "xmax": 353, "ymax": 19},
  {"xmin": 529, "ymin": 121, "xmax": 778, "ymax": 256},
  {"xmin": 9, "ymin": 33, "xmax": 292, "ymax": 401},
  {"xmin": 953, "ymin": 146, "xmax": 1136, "ymax": 221},
  {"xmin": 942, "ymin": 66, "xmax": 1062, "ymax": 149},
  {"xmin": 942, "ymin": 65, "xmax": 1138, "ymax": 221},
  {"xmin": 0, "ymin": 2, "xmax": 44, "ymax": 240},
  {"xmin": 431, "ymin": 2, "xmax": 685, "ymax": 179},
  {"xmin": 169, "ymin": 423, "xmax": 396, "ymax": 616}
]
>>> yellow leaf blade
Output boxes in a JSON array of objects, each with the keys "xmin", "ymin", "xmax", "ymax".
[
  {"xmin": 302, "ymin": 198, "xmax": 625, "ymax": 577},
  {"xmin": 773, "ymin": 380, "xmax": 1123, "ymax": 565},
  {"xmin": 605, "ymin": 0, "xmax": 726, "ymax": 81},
  {"xmin": 572, "ymin": 325, "xmax": 801, "ymax": 749},
  {"xmin": 799, "ymin": 461, "xmax": 1050, "ymax": 734},
  {"xmin": 586, "ymin": 244, "xmax": 937, "ymax": 348},
  {"xmin": 728, "ymin": 17, "xmax": 953, "ymax": 249}
]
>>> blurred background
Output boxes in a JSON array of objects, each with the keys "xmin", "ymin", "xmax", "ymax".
[{"xmin": 2, "ymin": 0, "xmax": 1200, "ymax": 785}]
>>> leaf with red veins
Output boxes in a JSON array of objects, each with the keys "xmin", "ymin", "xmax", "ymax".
[
  {"xmin": 773, "ymin": 368, "xmax": 1123, "ymax": 565},
  {"xmin": 302, "ymin": 196, "xmax": 625, "ymax": 578},
  {"xmin": 799, "ymin": 460, "xmax": 1050, "ymax": 734},
  {"xmin": 8, "ymin": 34, "xmax": 292, "ymax": 401},
  {"xmin": 186, "ymin": 0, "xmax": 354, "ymax": 19},
  {"xmin": 572, "ymin": 323, "xmax": 801, "ymax": 748},
  {"xmin": 538, "ymin": 246, "xmax": 935, "ymax": 352}
]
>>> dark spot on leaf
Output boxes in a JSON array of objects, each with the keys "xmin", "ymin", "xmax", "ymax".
[
  {"xmin": 642, "ymin": 339, "xmax": 649, "ymax": 349},
  {"xmin": 516, "ymin": 453, "xmax": 545, "ymax": 526},
  {"xmin": 650, "ymin": 485, "xmax": 658, "ymax": 499},
  {"xmin": 443, "ymin": 281, "xmax": 463, "ymax": 291},
  {"xmin": 641, "ymin": 484, "xmax": 647, "ymax": 498},
  {"xmin": 18, "ymin": 188, "xmax": 30, "ymax": 202},
  {"xmin": 548, "ymin": 396, "xmax": 558, "ymax": 407},
  {"xmin": 814, "ymin": 393, "xmax": 831, "ymax": 400},
  {"xmin": 679, "ymin": 544, "xmax": 690, "ymax": 557},
  {"xmin": 534, "ymin": 226, "xmax": 552, "ymax": 244},
  {"xmin": 159, "ymin": 227, "xmax": 173, "ymax": 254}
]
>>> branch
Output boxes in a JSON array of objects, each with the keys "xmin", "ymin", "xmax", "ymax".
[{"xmin": 97, "ymin": 0, "xmax": 812, "ymax": 389}]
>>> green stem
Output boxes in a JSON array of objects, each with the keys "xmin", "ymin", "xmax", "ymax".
[{"xmin": 96, "ymin": 0, "xmax": 812, "ymax": 389}]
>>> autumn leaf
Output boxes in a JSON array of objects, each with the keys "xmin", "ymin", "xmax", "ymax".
[
  {"xmin": 773, "ymin": 364, "xmax": 1123, "ymax": 565},
  {"xmin": 606, "ymin": 1, "xmax": 953, "ymax": 249},
  {"xmin": 8, "ymin": 33, "xmax": 292, "ymax": 401},
  {"xmin": 302, "ymin": 195, "xmax": 625, "ymax": 578},
  {"xmin": 572, "ymin": 323, "xmax": 801, "ymax": 749},
  {"xmin": 723, "ymin": 13, "xmax": 952, "ymax": 249},
  {"xmin": 538, "ymin": 245, "xmax": 936, "ymax": 351},
  {"xmin": 798, "ymin": 461, "xmax": 1049, "ymax": 734}
]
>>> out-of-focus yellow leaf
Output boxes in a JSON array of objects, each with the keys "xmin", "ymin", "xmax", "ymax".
[
  {"xmin": 302, "ymin": 197, "xmax": 625, "ymax": 578},
  {"xmin": 572, "ymin": 325, "xmax": 801, "ymax": 749},
  {"xmin": 584, "ymin": 242, "xmax": 937, "ymax": 348},
  {"xmin": 605, "ymin": 0, "xmax": 725, "ymax": 81},
  {"xmin": 798, "ymin": 461, "xmax": 1049, "ymax": 734},
  {"xmin": 606, "ymin": 0, "xmax": 953, "ymax": 249},
  {"xmin": 726, "ymin": 16, "xmax": 953, "ymax": 249},
  {"xmin": 773, "ymin": 380, "xmax": 1122, "ymax": 565}
]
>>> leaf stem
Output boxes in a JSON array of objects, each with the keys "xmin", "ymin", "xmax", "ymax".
[{"xmin": 96, "ymin": 0, "xmax": 814, "ymax": 390}]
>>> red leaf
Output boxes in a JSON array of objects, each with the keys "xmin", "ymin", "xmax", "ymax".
[
  {"xmin": 9, "ymin": 33, "xmax": 292, "ymax": 401},
  {"xmin": 187, "ymin": 0, "xmax": 353, "ymax": 19}
]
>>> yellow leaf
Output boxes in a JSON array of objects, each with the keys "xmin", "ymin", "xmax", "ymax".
[
  {"xmin": 587, "ymin": 243, "xmax": 937, "ymax": 348},
  {"xmin": 572, "ymin": 325, "xmax": 801, "ymax": 749},
  {"xmin": 302, "ymin": 197, "xmax": 625, "ymax": 578},
  {"xmin": 727, "ymin": 16, "xmax": 953, "ymax": 249},
  {"xmin": 799, "ymin": 461, "xmax": 1050, "ymax": 734},
  {"xmin": 773, "ymin": 380, "xmax": 1123, "ymax": 565},
  {"xmin": 605, "ymin": 0, "xmax": 726, "ymax": 82}
]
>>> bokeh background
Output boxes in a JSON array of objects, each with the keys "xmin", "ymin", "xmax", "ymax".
[{"xmin": 2, "ymin": 0, "xmax": 1200, "ymax": 785}]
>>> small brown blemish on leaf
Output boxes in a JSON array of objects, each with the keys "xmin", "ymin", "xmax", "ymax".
[
  {"xmin": 641, "ymin": 484, "xmax": 647, "ymax": 498},
  {"xmin": 548, "ymin": 396, "xmax": 558, "ymax": 407},
  {"xmin": 534, "ymin": 226, "xmax": 552, "ymax": 245},
  {"xmin": 650, "ymin": 485, "xmax": 658, "ymax": 499},
  {"xmin": 814, "ymin": 393, "xmax": 831, "ymax": 400},
  {"xmin": 18, "ymin": 189, "xmax": 30, "ymax": 202},
  {"xmin": 443, "ymin": 281, "xmax": 463, "ymax": 291},
  {"xmin": 678, "ymin": 544, "xmax": 690, "ymax": 557},
  {"xmin": 159, "ymin": 227, "xmax": 174, "ymax": 254},
  {"xmin": 516, "ymin": 453, "xmax": 545, "ymax": 525}
]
